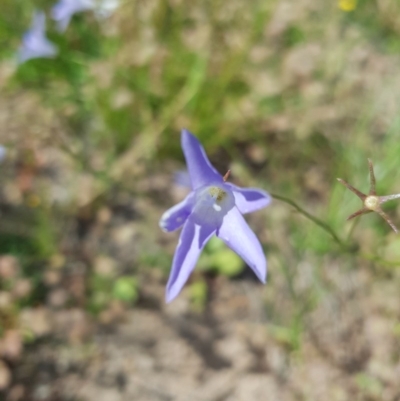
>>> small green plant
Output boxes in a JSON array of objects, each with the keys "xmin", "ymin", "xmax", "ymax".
[{"xmin": 112, "ymin": 277, "xmax": 138, "ymax": 303}]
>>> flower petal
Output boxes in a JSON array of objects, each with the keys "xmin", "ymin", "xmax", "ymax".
[
  {"xmin": 32, "ymin": 10, "xmax": 46, "ymax": 32},
  {"xmin": 226, "ymin": 183, "xmax": 271, "ymax": 214},
  {"xmin": 18, "ymin": 12, "xmax": 58, "ymax": 64},
  {"xmin": 52, "ymin": 0, "xmax": 95, "ymax": 31},
  {"xmin": 166, "ymin": 217, "xmax": 215, "ymax": 302},
  {"xmin": 181, "ymin": 129, "xmax": 223, "ymax": 189},
  {"xmin": 0, "ymin": 146, "xmax": 6, "ymax": 162},
  {"xmin": 159, "ymin": 193, "xmax": 194, "ymax": 232},
  {"xmin": 217, "ymin": 207, "xmax": 266, "ymax": 282},
  {"xmin": 51, "ymin": 1, "xmax": 72, "ymax": 31},
  {"xmin": 173, "ymin": 170, "xmax": 191, "ymax": 188}
]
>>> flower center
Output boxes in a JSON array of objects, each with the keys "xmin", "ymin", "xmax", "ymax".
[
  {"xmin": 208, "ymin": 186, "xmax": 228, "ymax": 206},
  {"xmin": 191, "ymin": 185, "xmax": 235, "ymax": 228}
]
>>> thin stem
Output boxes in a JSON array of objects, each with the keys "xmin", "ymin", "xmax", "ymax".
[
  {"xmin": 346, "ymin": 217, "xmax": 360, "ymax": 242},
  {"xmin": 368, "ymin": 159, "xmax": 376, "ymax": 195},
  {"xmin": 359, "ymin": 252, "xmax": 400, "ymax": 267},
  {"xmin": 269, "ymin": 192, "xmax": 400, "ymax": 268},
  {"xmin": 270, "ymin": 192, "xmax": 347, "ymax": 249}
]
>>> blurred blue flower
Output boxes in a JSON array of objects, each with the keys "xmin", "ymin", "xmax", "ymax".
[
  {"xmin": 0, "ymin": 146, "xmax": 6, "ymax": 162},
  {"xmin": 160, "ymin": 129, "xmax": 271, "ymax": 302},
  {"xmin": 18, "ymin": 11, "xmax": 58, "ymax": 64},
  {"xmin": 52, "ymin": 0, "xmax": 95, "ymax": 32}
]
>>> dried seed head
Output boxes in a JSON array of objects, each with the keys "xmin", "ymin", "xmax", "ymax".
[
  {"xmin": 364, "ymin": 195, "xmax": 380, "ymax": 211},
  {"xmin": 337, "ymin": 159, "xmax": 400, "ymax": 233}
]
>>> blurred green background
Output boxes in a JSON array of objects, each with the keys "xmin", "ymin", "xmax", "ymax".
[{"xmin": 1, "ymin": 0, "xmax": 400, "ymax": 400}]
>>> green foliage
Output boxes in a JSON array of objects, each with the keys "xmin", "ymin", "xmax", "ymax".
[
  {"xmin": 112, "ymin": 277, "xmax": 138, "ymax": 303},
  {"xmin": 198, "ymin": 237, "xmax": 244, "ymax": 278},
  {"xmin": 189, "ymin": 280, "xmax": 208, "ymax": 312},
  {"xmin": 269, "ymin": 318, "xmax": 304, "ymax": 353},
  {"xmin": 355, "ymin": 373, "xmax": 383, "ymax": 397},
  {"xmin": 89, "ymin": 273, "xmax": 139, "ymax": 313},
  {"xmin": 282, "ymin": 25, "xmax": 305, "ymax": 47}
]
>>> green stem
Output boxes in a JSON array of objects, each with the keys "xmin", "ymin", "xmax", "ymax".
[
  {"xmin": 270, "ymin": 192, "xmax": 400, "ymax": 266},
  {"xmin": 346, "ymin": 217, "xmax": 359, "ymax": 242},
  {"xmin": 359, "ymin": 252, "xmax": 400, "ymax": 267},
  {"xmin": 270, "ymin": 192, "xmax": 347, "ymax": 250}
]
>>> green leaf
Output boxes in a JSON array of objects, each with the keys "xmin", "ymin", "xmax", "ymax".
[
  {"xmin": 112, "ymin": 277, "xmax": 138, "ymax": 303},
  {"xmin": 210, "ymin": 249, "xmax": 243, "ymax": 277},
  {"xmin": 204, "ymin": 236, "xmax": 225, "ymax": 253}
]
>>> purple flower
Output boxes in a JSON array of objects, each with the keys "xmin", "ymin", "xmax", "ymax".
[
  {"xmin": 0, "ymin": 146, "xmax": 6, "ymax": 162},
  {"xmin": 52, "ymin": 0, "xmax": 95, "ymax": 32},
  {"xmin": 173, "ymin": 170, "xmax": 191, "ymax": 188},
  {"xmin": 160, "ymin": 129, "xmax": 271, "ymax": 302},
  {"xmin": 18, "ymin": 11, "xmax": 58, "ymax": 64}
]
